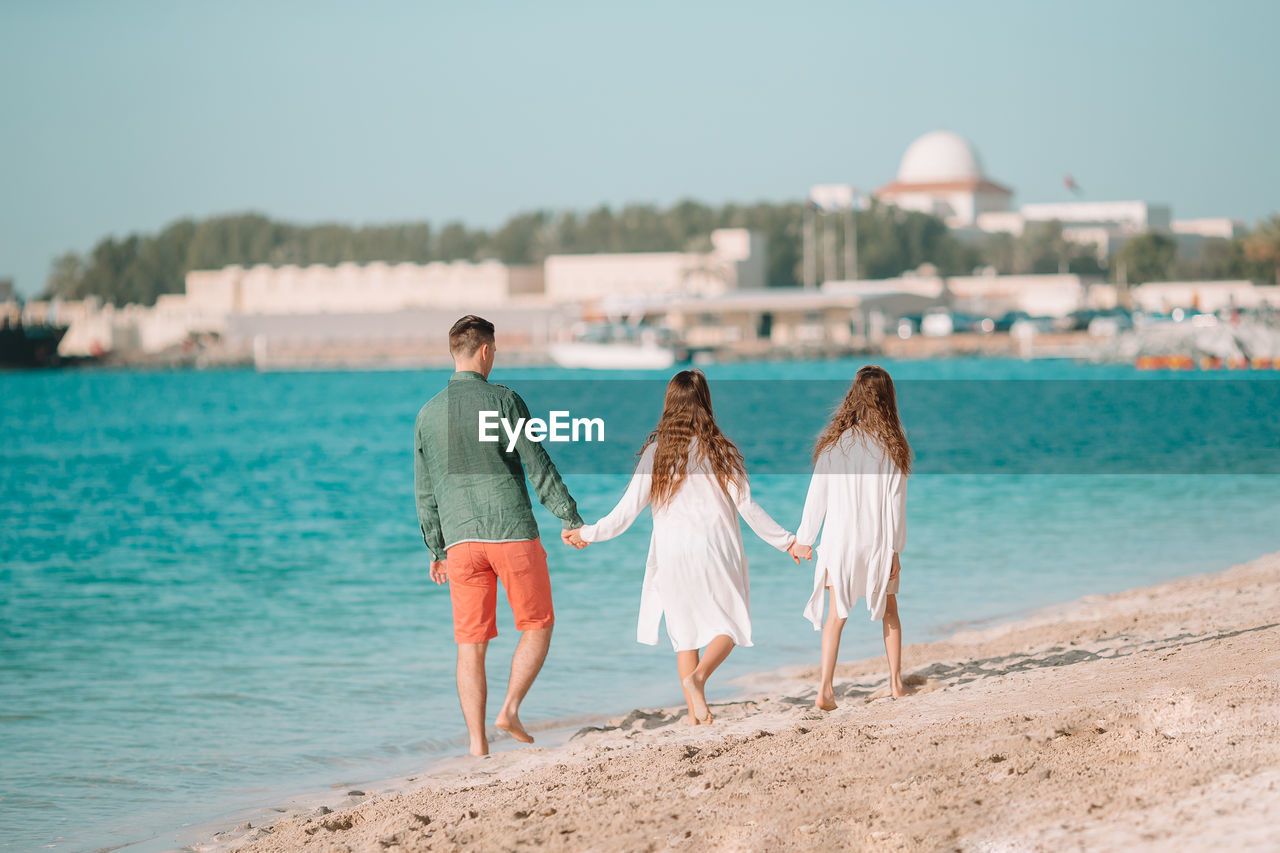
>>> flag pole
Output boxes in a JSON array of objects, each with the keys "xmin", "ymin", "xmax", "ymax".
[{"xmin": 803, "ymin": 203, "xmax": 815, "ymax": 290}]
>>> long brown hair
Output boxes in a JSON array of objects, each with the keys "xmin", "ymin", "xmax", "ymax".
[
  {"xmin": 641, "ymin": 369, "xmax": 746, "ymax": 508},
  {"xmin": 814, "ymin": 365, "xmax": 912, "ymax": 475}
]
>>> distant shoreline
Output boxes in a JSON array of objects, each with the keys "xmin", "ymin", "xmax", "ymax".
[{"xmin": 25, "ymin": 331, "xmax": 1101, "ymax": 373}]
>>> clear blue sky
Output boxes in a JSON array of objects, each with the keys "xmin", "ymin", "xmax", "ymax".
[{"xmin": 2, "ymin": 0, "xmax": 1277, "ymax": 296}]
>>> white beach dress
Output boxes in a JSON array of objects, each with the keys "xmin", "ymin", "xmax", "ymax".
[
  {"xmin": 796, "ymin": 430, "xmax": 907, "ymax": 626},
  {"xmin": 579, "ymin": 442, "xmax": 795, "ymax": 652}
]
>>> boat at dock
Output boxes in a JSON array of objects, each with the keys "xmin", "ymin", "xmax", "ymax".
[
  {"xmin": 549, "ymin": 322, "xmax": 686, "ymax": 370},
  {"xmin": 0, "ymin": 323, "xmax": 68, "ymax": 368}
]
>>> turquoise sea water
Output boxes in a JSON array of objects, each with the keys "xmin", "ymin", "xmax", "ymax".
[{"xmin": 2, "ymin": 358, "xmax": 1278, "ymax": 851}]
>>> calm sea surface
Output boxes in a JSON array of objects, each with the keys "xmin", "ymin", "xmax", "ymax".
[{"xmin": 2, "ymin": 358, "xmax": 1277, "ymax": 851}]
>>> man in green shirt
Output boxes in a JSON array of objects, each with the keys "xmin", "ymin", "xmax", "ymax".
[{"xmin": 414, "ymin": 315, "xmax": 585, "ymax": 756}]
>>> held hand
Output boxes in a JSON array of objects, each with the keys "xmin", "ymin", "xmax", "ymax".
[
  {"xmin": 429, "ymin": 560, "xmax": 448, "ymax": 585},
  {"xmin": 788, "ymin": 542, "xmax": 813, "ymax": 564},
  {"xmin": 561, "ymin": 528, "xmax": 589, "ymax": 550}
]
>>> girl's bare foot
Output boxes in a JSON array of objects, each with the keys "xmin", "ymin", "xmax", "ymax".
[
  {"xmin": 816, "ymin": 686, "xmax": 838, "ymax": 711},
  {"xmin": 682, "ymin": 673, "xmax": 709, "ymax": 724},
  {"xmin": 890, "ymin": 679, "xmax": 910, "ymax": 699},
  {"xmin": 495, "ymin": 709, "xmax": 534, "ymax": 743}
]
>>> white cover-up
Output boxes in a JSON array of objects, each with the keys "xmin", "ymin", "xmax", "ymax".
[
  {"xmin": 579, "ymin": 442, "xmax": 795, "ymax": 651},
  {"xmin": 796, "ymin": 430, "xmax": 907, "ymax": 626}
]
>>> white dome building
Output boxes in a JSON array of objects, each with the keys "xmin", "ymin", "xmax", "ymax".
[{"xmin": 875, "ymin": 131, "xmax": 1012, "ymax": 226}]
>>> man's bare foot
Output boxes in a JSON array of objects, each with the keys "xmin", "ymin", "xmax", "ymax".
[
  {"xmin": 469, "ymin": 738, "xmax": 489, "ymax": 756},
  {"xmin": 495, "ymin": 710, "xmax": 534, "ymax": 743},
  {"xmin": 816, "ymin": 687, "xmax": 838, "ymax": 711},
  {"xmin": 682, "ymin": 673, "xmax": 709, "ymax": 724}
]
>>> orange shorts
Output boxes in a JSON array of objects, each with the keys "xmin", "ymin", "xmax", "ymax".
[{"xmin": 446, "ymin": 538, "xmax": 554, "ymax": 644}]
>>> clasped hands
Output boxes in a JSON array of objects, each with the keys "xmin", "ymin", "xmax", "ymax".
[
  {"xmin": 561, "ymin": 528, "xmax": 588, "ymax": 549},
  {"xmin": 788, "ymin": 541, "xmax": 812, "ymax": 564}
]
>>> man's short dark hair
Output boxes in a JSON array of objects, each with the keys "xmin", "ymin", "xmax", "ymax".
[{"xmin": 449, "ymin": 315, "xmax": 496, "ymax": 357}]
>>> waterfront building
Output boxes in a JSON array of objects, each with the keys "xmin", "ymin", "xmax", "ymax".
[
  {"xmin": 185, "ymin": 259, "xmax": 543, "ymax": 323},
  {"xmin": 597, "ymin": 287, "xmax": 942, "ymax": 354},
  {"xmin": 1170, "ymin": 218, "xmax": 1248, "ymax": 261},
  {"xmin": 543, "ymin": 228, "xmax": 766, "ymax": 302},
  {"xmin": 875, "ymin": 131, "xmax": 1240, "ymax": 262},
  {"xmin": 823, "ymin": 269, "xmax": 1114, "ymax": 319},
  {"xmin": 1129, "ymin": 280, "xmax": 1280, "ymax": 314},
  {"xmin": 874, "ymin": 131, "xmax": 1014, "ymax": 228}
]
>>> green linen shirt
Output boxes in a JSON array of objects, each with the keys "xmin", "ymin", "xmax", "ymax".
[{"xmin": 414, "ymin": 371, "xmax": 583, "ymax": 561}]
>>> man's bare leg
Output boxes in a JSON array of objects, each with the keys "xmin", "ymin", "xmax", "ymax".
[
  {"xmin": 677, "ymin": 650, "xmax": 700, "ymax": 724},
  {"xmin": 818, "ymin": 587, "xmax": 847, "ymax": 711},
  {"xmin": 682, "ymin": 634, "xmax": 735, "ymax": 724},
  {"xmin": 883, "ymin": 594, "xmax": 906, "ymax": 697},
  {"xmin": 457, "ymin": 641, "xmax": 489, "ymax": 756},
  {"xmin": 495, "ymin": 625, "xmax": 552, "ymax": 743}
]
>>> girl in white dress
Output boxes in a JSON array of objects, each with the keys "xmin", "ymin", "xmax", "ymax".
[
  {"xmin": 570, "ymin": 369, "xmax": 800, "ymax": 725},
  {"xmin": 794, "ymin": 365, "xmax": 911, "ymax": 710}
]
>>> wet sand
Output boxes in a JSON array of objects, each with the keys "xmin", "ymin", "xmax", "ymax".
[{"xmin": 215, "ymin": 550, "xmax": 1280, "ymax": 852}]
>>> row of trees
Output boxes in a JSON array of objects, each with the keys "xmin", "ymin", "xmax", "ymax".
[
  {"xmin": 43, "ymin": 202, "xmax": 983, "ymax": 306},
  {"xmin": 44, "ymin": 205, "xmax": 1280, "ymax": 306},
  {"xmin": 1104, "ymin": 220, "xmax": 1280, "ymax": 286}
]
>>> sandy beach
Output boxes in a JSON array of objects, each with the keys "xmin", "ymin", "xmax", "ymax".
[{"xmin": 210, "ymin": 550, "xmax": 1280, "ymax": 852}]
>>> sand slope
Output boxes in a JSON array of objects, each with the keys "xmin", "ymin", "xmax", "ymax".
[{"xmin": 222, "ymin": 551, "xmax": 1280, "ymax": 852}]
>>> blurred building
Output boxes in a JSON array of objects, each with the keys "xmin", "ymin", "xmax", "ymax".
[
  {"xmin": 1170, "ymin": 218, "xmax": 1248, "ymax": 260},
  {"xmin": 1170, "ymin": 218, "xmax": 1246, "ymax": 240},
  {"xmin": 874, "ymin": 131, "xmax": 1013, "ymax": 227},
  {"xmin": 597, "ymin": 287, "xmax": 942, "ymax": 355},
  {"xmin": 824, "ymin": 268, "xmax": 1115, "ymax": 319},
  {"xmin": 1010, "ymin": 200, "xmax": 1172, "ymax": 259},
  {"xmin": 876, "ymin": 131, "xmax": 1241, "ymax": 261},
  {"xmin": 185, "ymin": 260, "xmax": 543, "ymax": 322},
  {"xmin": 1129, "ymin": 280, "xmax": 1280, "ymax": 313},
  {"xmin": 946, "ymin": 272, "xmax": 1116, "ymax": 316},
  {"xmin": 1, "ymin": 278, "xmax": 18, "ymax": 326},
  {"xmin": 544, "ymin": 228, "xmax": 766, "ymax": 302},
  {"xmin": 48, "ymin": 232, "xmax": 773, "ymax": 363},
  {"xmin": 229, "ymin": 305, "xmax": 571, "ymax": 370},
  {"xmin": 175, "ymin": 260, "xmax": 549, "ymax": 367}
]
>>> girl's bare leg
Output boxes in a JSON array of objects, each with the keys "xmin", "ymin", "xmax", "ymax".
[
  {"xmin": 682, "ymin": 634, "xmax": 735, "ymax": 724},
  {"xmin": 676, "ymin": 649, "xmax": 700, "ymax": 724},
  {"xmin": 883, "ymin": 593, "xmax": 905, "ymax": 697},
  {"xmin": 818, "ymin": 586, "xmax": 847, "ymax": 711}
]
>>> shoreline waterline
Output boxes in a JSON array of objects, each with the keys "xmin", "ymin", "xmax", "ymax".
[{"xmin": 127, "ymin": 546, "xmax": 1280, "ymax": 853}]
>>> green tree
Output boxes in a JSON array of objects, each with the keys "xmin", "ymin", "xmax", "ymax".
[
  {"xmin": 849, "ymin": 203, "xmax": 977, "ymax": 280},
  {"xmin": 1243, "ymin": 215, "xmax": 1280, "ymax": 285},
  {"xmin": 44, "ymin": 199, "xmax": 1022, "ymax": 304},
  {"xmin": 432, "ymin": 222, "xmax": 486, "ymax": 261},
  {"xmin": 489, "ymin": 211, "xmax": 553, "ymax": 263},
  {"xmin": 976, "ymin": 221, "xmax": 1103, "ymax": 276},
  {"xmin": 45, "ymin": 251, "xmax": 85, "ymax": 299},
  {"xmin": 1171, "ymin": 237, "xmax": 1246, "ymax": 281},
  {"xmin": 1114, "ymin": 231, "xmax": 1176, "ymax": 284}
]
